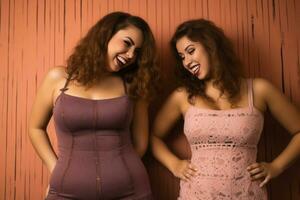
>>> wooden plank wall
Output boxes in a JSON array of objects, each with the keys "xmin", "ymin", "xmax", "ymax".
[{"xmin": 0, "ymin": 0, "xmax": 299, "ymax": 199}]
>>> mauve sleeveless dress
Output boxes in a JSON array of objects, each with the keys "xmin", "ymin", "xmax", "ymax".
[
  {"xmin": 178, "ymin": 79, "xmax": 268, "ymax": 200},
  {"xmin": 45, "ymin": 81, "xmax": 152, "ymax": 200}
]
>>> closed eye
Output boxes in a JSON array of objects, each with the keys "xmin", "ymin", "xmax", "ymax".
[
  {"xmin": 178, "ymin": 53, "xmax": 185, "ymax": 60},
  {"xmin": 124, "ymin": 40, "xmax": 132, "ymax": 47},
  {"xmin": 187, "ymin": 48, "xmax": 195, "ymax": 54}
]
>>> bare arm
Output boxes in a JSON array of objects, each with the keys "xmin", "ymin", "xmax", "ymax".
[
  {"xmin": 28, "ymin": 67, "xmax": 65, "ymax": 172},
  {"xmin": 263, "ymin": 79, "xmax": 300, "ymax": 170},
  {"xmin": 151, "ymin": 89, "xmax": 197, "ymax": 181},
  {"xmin": 131, "ymin": 99, "xmax": 150, "ymax": 157},
  {"xmin": 248, "ymin": 78, "xmax": 300, "ymax": 186}
]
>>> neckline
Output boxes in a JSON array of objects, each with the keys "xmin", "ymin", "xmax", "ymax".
[
  {"xmin": 184, "ymin": 79, "xmax": 263, "ymax": 116},
  {"xmin": 185, "ymin": 105, "xmax": 264, "ymax": 117},
  {"xmin": 54, "ymin": 92, "xmax": 129, "ymax": 107},
  {"xmin": 62, "ymin": 92, "xmax": 128, "ymax": 101}
]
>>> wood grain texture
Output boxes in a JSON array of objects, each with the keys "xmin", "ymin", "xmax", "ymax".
[{"xmin": 0, "ymin": 0, "xmax": 299, "ymax": 199}]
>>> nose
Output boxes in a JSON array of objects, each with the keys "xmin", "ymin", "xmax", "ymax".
[
  {"xmin": 183, "ymin": 55, "xmax": 192, "ymax": 68},
  {"xmin": 126, "ymin": 48, "xmax": 135, "ymax": 59}
]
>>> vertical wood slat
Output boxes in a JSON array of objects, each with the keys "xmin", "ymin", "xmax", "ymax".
[
  {"xmin": 0, "ymin": 0, "xmax": 9, "ymax": 199},
  {"xmin": 0, "ymin": 0, "xmax": 299, "ymax": 199}
]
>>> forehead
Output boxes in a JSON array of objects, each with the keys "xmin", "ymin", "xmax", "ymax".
[
  {"xmin": 176, "ymin": 36, "xmax": 196, "ymax": 51},
  {"xmin": 114, "ymin": 25, "xmax": 143, "ymax": 47},
  {"xmin": 176, "ymin": 36, "xmax": 196, "ymax": 52}
]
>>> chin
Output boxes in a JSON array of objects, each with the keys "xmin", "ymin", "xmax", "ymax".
[
  {"xmin": 196, "ymin": 73, "xmax": 208, "ymax": 80},
  {"xmin": 197, "ymin": 69, "xmax": 210, "ymax": 80},
  {"xmin": 107, "ymin": 63, "xmax": 120, "ymax": 72}
]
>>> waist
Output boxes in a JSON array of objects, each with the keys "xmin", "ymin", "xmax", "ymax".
[
  {"xmin": 190, "ymin": 144, "xmax": 258, "ymax": 179},
  {"xmin": 190, "ymin": 142, "xmax": 257, "ymax": 150},
  {"xmin": 57, "ymin": 133, "xmax": 131, "ymax": 151}
]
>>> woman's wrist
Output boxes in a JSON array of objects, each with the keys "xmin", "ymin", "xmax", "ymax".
[
  {"xmin": 270, "ymin": 160, "xmax": 285, "ymax": 176},
  {"xmin": 167, "ymin": 157, "xmax": 180, "ymax": 174}
]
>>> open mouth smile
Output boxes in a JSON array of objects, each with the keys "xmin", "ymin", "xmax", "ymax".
[
  {"xmin": 190, "ymin": 64, "xmax": 200, "ymax": 75},
  {"xmin": 116, "ymin": 56, "xmax": 129, "ymax": 67}
]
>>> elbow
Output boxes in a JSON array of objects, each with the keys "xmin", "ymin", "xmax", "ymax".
[
  {"xmin": 134, "ymin": 142, "xmax": 148, "ymax": 157},
  {"xmin": 27, "ymin": 126, "xmax": 46, "ymax": 142},
  {"xmin": 150, "ymin": 134, "xmax": 161, "ymax": 147},
  {"xmin": 150, "ymin": 134, "xmax": 165, "ymax": 157},
  {"xmin": 28, "ymin": 126, "xmax": 35, "ymax": 140}
]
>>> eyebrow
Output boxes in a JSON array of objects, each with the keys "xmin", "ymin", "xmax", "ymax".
[
  {"xmin": 184, "ymin": 44, "xmax": 194, "ymax": 52},
  {"xmin": 125, "ymin": 36, "xmax": 142, "ymax": 50},
  {"xmin": 177, "ymin": 44, "xmax": 194, "ymax": 55},
  {"xmin": 125, "ymin": 36, "xmax": 135, "ymax": 46}
]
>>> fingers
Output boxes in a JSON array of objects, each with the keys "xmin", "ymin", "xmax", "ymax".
[
  {"xmin": 177, "ymin": 161, "xmax": 198, "ymax": 181},
  {"xmin": 184, "ymin": 169, "xmax": 193, "ymax": 178},
  {"xmin": 179, "ymin": 173, "xmax": 189, "ymax": 182},
  {"xmin": 248, "ymin": 166, "xmax": 264, "ymax": 175},
  {"xmin": 247, "ymin": 165, "xmax": 266, "ymax": 181},
  {"xmin": 250, "ymin": 171, "xmax": 267, "ymax": 181},
  {"xmin": 181, "ymin": 167, "xmax": 195, "ymax": 181},
  {"xmin": 247, "ymin": 162, "xmax": 271, "ymax": 186},
  {"xmin": 259, "ymin": 175, "xmax": 270, "ymax": 188},
  {"xmin": 247, "ymin": 162, "xmax": 260, "ymax": 171},
  {"xmin": 188, "ymin": 163, "xmax": 198, "ymax": 172},
  {"xmin": 182, "ymin": 171, "xmax": 192, "ymax": 181}
]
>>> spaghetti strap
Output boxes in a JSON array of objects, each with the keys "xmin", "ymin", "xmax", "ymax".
[
  {"xmin": 247, "ymin": 79, "xmax": 254, "ymax": 111},
  {"xmin": 60, "ymin": 76, "xmax": 71, "ymax": 92}
]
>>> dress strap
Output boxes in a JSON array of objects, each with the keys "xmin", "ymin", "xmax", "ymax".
[
  {"xmin": 247, "ymin": 79, "xmax": 254, "ymax": 111},
  {"xmin": 60, "ymin": 76, "xmax": 71, "ymax": 92}
]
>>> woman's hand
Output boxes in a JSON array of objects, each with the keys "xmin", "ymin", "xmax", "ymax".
[
  {"xmin": 247, "ymin": 162, "xmax": 283, "ymax": 187},
  {"xmin": 170, "ymin": 159, "xmax": 198, "ymax": 181}
]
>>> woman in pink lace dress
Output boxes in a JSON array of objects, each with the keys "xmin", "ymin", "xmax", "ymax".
[{"xmin": 151, "ymin": 19, "xmax": 300, "ymax": 199}]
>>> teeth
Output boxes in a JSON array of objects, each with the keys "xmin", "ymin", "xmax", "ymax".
[
  {"xmin": 191, "ymin": 64, "xmax": 200, "ymax": 74},
  {"xmin": 117, "ymin": 56, "xmax": 127, "ymax": 65}
]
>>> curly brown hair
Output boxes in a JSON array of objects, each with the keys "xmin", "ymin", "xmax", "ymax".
[
  {"xmin": 170, "ymin": 19, "xmax": 244, "ymax": 106},
  {"xmin": 66, "ymin": 12, "xmax": 158, "ymax": 100}
]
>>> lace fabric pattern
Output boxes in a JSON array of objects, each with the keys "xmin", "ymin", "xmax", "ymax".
[{"xmin": 178, "ymin": 80, "xmax": 268, "ymax": 200}]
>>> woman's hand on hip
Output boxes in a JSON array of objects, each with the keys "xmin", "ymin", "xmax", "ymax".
[
  {"xmin": 171, "ymin": 159, "xmax": 198, "ymax": 181},
  {"xmin": 247, "ymin": 162, "xmax": 283, "ymax": 187}
]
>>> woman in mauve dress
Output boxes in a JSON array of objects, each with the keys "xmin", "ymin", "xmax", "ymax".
[{"xmin": 29, "ymin": 12, "xmax": 158, "ymax": 200}]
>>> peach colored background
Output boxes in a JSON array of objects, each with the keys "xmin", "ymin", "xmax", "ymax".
[{"xmin": 0, "ymin": 0, "xmax": 299, "ymax": 199}]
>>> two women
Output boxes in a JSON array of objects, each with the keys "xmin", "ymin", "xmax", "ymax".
[{"xmin": 29, "ymin": 11, "xmax": 300, "ymax": 200}]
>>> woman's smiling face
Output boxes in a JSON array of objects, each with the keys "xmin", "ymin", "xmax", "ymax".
[
  {"xmin": 176, "ymin": 36, "xmax": 211, "ymax": 80},
  {"xmin": 106, "ymin": 25, "xmax": 143, "ymax": 72}
]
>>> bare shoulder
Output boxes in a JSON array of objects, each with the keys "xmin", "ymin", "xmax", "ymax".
[
  {"xmin": 253, "ymin": 78, "xmax": 300, "ymax": 134},
  {"xmin": 38, "ymin": 66, "xmax": 68, "ymax": 101},
  {"xmin": 252, "ymin": 78, "xmax": 278, "ymax": 99},
  {"xmin": 166, "ymin": 87, "xmax": 189, "ymax": 113},
  {"xmin": 43, "ymin": 66, "xmax": 68, "ymax": 89},
  {"xmin": 253, "ymin": 78, "xmax": 274, "ymax": 90},
  {"xmin": 45, "ymin": 66, "xmax": 68, "ymax": 81},
  {"xmin": 252, "ymin": 78, "xmax": 283, "ymax": 112},
  {"xmin": 171, "ymin": 87, "xmax": 188, "ymax": 103}
]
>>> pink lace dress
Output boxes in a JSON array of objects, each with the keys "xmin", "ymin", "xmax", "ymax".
[{"xmin": 179, "ymin": 80, "xmax": 268, "ymax": 200}]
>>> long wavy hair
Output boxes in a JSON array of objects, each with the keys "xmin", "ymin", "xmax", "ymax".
[
  {"xmin": 170, "ymin": 19, "xmax": 244, "ymax": 106},
  {"xmin": 66, "ymin": 12, "xmax": 158, "ymax": 100}
]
